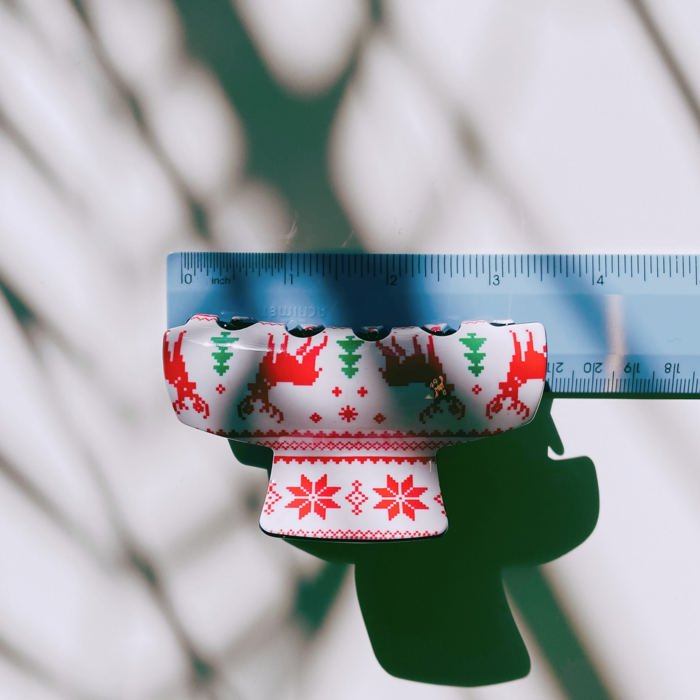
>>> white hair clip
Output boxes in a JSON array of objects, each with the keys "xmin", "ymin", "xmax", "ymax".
[{"xmin": 163, "ymin": 315, "xmax": 547, "ymax": 541}]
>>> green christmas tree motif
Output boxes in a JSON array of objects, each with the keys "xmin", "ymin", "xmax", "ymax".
[
  {"xmin": 337, "ymin": 335, "xmax": 364, "ymax": 379},
  {"xmin": 459, "ymin": 332, "xmax": 487, "ymax": 377},
  {"xmin": 210, "ymin": 330, "xmax": 239, "ymax": 376}
]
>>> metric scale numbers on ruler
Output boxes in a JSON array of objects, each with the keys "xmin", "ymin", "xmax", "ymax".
[
  {"xmin": 167, "ymin": 253, "xmax": 700, "ymax": 398},
  {"xmin": 545, "ymin": 357, "xmax": 698, "ymax": 396}
]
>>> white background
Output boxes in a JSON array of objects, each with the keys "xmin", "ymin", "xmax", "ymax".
[{"xmin": 1, "ymin": 1, "xmax": 699, "ymax": 698}]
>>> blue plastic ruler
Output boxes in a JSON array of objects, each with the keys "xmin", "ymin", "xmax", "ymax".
[{"xmin": 167, "ymin": 253, "xmax": 700, "ymax": 397}]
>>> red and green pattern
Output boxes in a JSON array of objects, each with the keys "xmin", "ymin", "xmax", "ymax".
[{"xmin": 164, "ymin": 315, "xmax": 547, "ymax": 541}]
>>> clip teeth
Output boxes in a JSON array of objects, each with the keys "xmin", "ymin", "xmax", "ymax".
[
  {"xmin": 352, "ymin": 325, "xmax": 391, "ymax": 341},
  {"xmin": 217, "ymin": 316, "xmax": 257, "ymax": 330},
  {"xmin": 285, "ymin": 322, "xmax": 325, "ymax": 337},
  {"xmin": 421, "ymin": 323, "xmax": 457, "ymax": 336}
]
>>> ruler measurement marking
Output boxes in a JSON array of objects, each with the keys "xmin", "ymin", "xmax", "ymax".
[{"xmin": 170, "ymin": 254, "xmax": 700, "ymax": 396}]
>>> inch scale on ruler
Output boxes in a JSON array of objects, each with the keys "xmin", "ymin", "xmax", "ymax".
[{"xmin": 167, "ymin": 253, "xmax": 700, "ymax": 398}]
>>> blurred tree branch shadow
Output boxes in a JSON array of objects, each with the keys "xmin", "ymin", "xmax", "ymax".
[
  {"xmin": 8, "ymin": 0, "xmax": 699, "ymax": 696},
  {"xmin": 171, "ymin": 0, "xmax": 606, "ymax": 692},
  {"xmin": 172, "ymin": 0, "xmax": 357, "ymax": 249}
]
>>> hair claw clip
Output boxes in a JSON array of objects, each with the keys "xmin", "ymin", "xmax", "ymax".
[{"xmin": 163, "ymin": 316, "xmax": 547, "ymax": 541}]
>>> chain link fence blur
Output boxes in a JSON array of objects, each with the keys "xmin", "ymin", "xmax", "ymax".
[{"xmin": 2, "ymin": 1, "xmax": 700, "ymax": 698}]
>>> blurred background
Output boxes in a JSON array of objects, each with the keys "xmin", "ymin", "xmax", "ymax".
[{"xmin": 2, "ymin": 0, "xmax": 700, "ymax": 698}]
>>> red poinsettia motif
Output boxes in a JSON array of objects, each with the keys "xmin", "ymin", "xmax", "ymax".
[
  {"xmin": 286, "ymin": 473, "xmax": 341, "ymax": 520},
  {"xmin": 374, "ymin": 474, "xmax": 429, "ymax": 521}
]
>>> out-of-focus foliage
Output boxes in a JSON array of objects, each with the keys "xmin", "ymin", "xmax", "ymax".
[{"xmin": 2, "ymin": 1, "xmax": 700, "ymax": 698}]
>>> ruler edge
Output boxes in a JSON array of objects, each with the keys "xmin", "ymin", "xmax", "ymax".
[{"xmin": 167, "ymin": 252, "xmax": 700, "ymax": 398}]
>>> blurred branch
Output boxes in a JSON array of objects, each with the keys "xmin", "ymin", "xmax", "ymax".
[
  {"xmin": 377, "ymin": 7, "xmax": 555, "ymax": 249},
  {"xmin": 627, "ymin": 0, "xmax": 700, "ymax": 137},
  {"xmin": 68, "ymin": 0, "xmax": 213, "ymax": 239},
  {"xmin": 506, "ymin": 566, "xmax": 613, "ymax": 700},
  {"xmin": 0, "ymin": 632, "xmax": 95, "ymax": 700},
  {"xmin": 0, "ymin": 110, "xmax": 70, "ymax": 204},
  {"xmin": 172, "ymin": 0, "xmax": 359, "ymax": 249},
  {"xmin": 0, "ymin": 454, "xmax": 106, "ymax": 563}
]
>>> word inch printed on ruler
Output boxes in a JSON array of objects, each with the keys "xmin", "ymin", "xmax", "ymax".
[{"xmin": 167, "ymin": 253, "xmax": 700, "ymax": 398}]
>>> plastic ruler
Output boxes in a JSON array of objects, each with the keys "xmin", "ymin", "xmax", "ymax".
[{"xmin": 166, "ymin": 253, "xmax": 700, "ymax": 398}]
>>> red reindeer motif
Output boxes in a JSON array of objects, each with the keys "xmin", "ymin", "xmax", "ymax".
[
  {"xmin": 163, "ymin": 330, "xmax": 210, "ymax": 419},
  {"xmin": 376, "ymin": 334, "xmax": 466, "ymax": 422},
  {"xmin": 239, "ymin": 333, "xmax": 329, "ymax": 423},
  {"xmin": 486, "ymin": 330, "xmax": 546, "ymax": 420}
]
